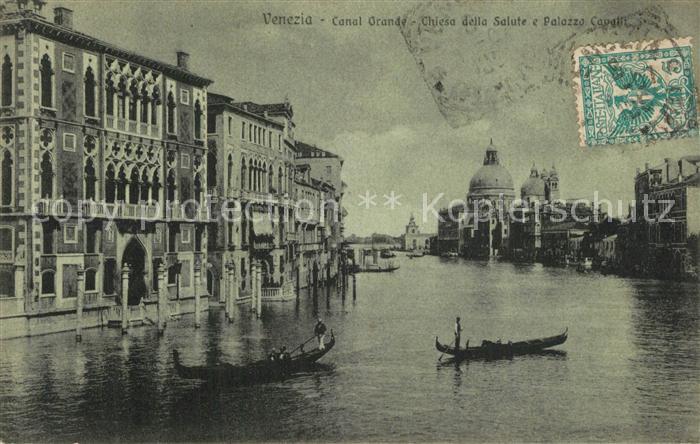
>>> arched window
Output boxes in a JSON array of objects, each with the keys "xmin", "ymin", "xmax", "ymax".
[
  {"xmin": 128, "ymin": 168, "xmax": 140, "ymax": 204},
  {"xmin": 241, "ymin": 122, "xmax": 245, "ymax": 139},
  {"xmin": 2, "ymin": 54, "xmax": 12, "ymax": 107},
  {"xmin": 105, "ymin": 73, "xmax": 115, "ymax": 116},
  {"xmin": 240, "ymin": 159, "xmax": 246, "ymax": 190},
  {"xmin": 278, "ymin": 166, "xmax": 283, "ymax": 194},
  {"xmin": 248, "ymin": 159, "xmax": 253, "ymax": 190},
  {"xmin": 40, "ymin": 152, "xmax": 53, "ymax": 198},
  {"xmin": 268, "ymin": 165, "xmax": 273, "ymax": 193},
  {"xmin": 140, "ymin": 84, "xmax": 150, "ymax": 124},
  {"xmin": 151, "ymin": 86, "xmax": 160, "ymax": 126},
  {"xmin": 116, "ymin": 166, "xmax": 127, "ymax": 202},
  {"xmin": 166, "ymin": 169, "xmax": 176, "ymax": 203},
  {"xmin": 41, "ymin": 270, "xmax": 55, "ymax": 295},
  {"xmin": 1, "ymin": 150, "xmax": 12, "ymax": 206},
  {"xmin": 128, "ymin": 81, "xmax": 138, "ymax": 121},
  {"xmin": 194, "ymin": 100, "xmax": 202, "ymax": 139},
  {"xmin": 84, "ymin": 157, "xmax": 96, "ymax": 201},
  {"xmin": 151, "ymin": 170, "xmax": 160, "ymax": 202},
  {"xmin": 166, "ymin": 91, "xmax": 176, "ymax": 134},
  {"xmin": 207, "ymin": 146, "xmax": 217, "ymax": 189},
  {"xmin": 117, "ymin": 77, "xmax": 127, "ymax": 119},
  {"xmin": 40, "ymin": 54, "xmax": 53, "ymax": 108},
  {"xmin": 140, "ymin": 169, "xmax": 150, "ymax": 202},
  {"xmin": 226, "ymin": 154, "xmax": 233, "ymax": 192},
  {"xmin": 84, "ymin": 67, "xmax": 96, "ymax": 117},
  {"xmin": 85, "ymin": 269, "xmax": 97, "ymax": 292},
  {"xmin": 105, "ymin": 164, "xmax": 116, "ymax": 203},
  {"xmin": 194, "ymin": 173, "xmax": 202, "ymax": 204}
]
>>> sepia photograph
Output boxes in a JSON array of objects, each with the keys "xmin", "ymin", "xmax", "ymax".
[{"xmin": 0, "ymin": 0, "xmax": 698, "ymax": 442}]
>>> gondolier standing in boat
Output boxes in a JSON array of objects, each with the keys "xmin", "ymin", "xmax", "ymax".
[
  {"xmin": 454, "ymin": 317, "xmax": 463, "ymax": 351},
  {"xmin": 314, "ymin": 318, "xmax": 327, "ymax": 350}
]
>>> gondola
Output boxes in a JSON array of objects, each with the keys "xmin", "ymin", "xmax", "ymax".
[
  {"xmin": 435, "ymin": 328, "xmax": 567, "ymax": 361},
  {"xmin": 173, "ymin": 332, "xmax": 335, "ymax": 385}
]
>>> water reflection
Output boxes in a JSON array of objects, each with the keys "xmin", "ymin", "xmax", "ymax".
[{"xmin": 0, "ymin": 255, "xmax": 698, "ymax": 442}]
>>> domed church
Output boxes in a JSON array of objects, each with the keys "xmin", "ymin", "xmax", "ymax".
[
  {"xmin": 520, "ymin": 164, "xmax": 560, "ymax": 204},
  {"xmin": 463, "ymin": 140, "xmax": 515, "ymax": 259}
]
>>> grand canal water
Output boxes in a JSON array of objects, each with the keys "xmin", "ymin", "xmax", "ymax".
[{"xmin": 1, "ymin": 255, "xmax": 698, "ymax": 442}]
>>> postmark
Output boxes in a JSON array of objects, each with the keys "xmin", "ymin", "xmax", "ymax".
[{"xmin": 573, "ymin": 37, "xmax": 698, "ymax": 147}]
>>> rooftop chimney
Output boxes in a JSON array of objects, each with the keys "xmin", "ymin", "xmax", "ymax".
[
  {"xmin": 176, "ymin": 51, "xmax": 190, "ymax": 70},
  {"xmin": 53, "ymin": 7, "xmax": 73, "ymax": 28}
]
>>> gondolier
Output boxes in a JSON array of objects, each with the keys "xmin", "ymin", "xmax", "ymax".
[
  {"xmin": 454, "ymin": 317, "xmax": 463, "ymax": 351},
  {"xmin": 314, "ymin": 318, "xmax": 327, "ymax": 350}
]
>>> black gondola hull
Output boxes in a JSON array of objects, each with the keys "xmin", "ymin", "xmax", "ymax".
[
  {"xmin": 436, "ymin": 329, "xmax": 567, "ymax": 361},
  {"xmin": 174, "ymin": 335, "xmax": 335, "ymax": 386}
]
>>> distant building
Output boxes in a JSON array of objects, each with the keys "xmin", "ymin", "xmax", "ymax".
[
  {"xmin": 509, "ymin": 163, "xmax": 562, "ymax": 261},
  {"xmin": 402, "ymin": 214, "xmax": 433, "ymax": 252},
  {"xmin": 437, "ymin": 204, "xmax": 462, "ymax": 254},
  {"xmin": 628, "ymin": 155, "xmax": 700, "ymax": 278},
  {"xmin": 462, "ymin": 140, "xmax": 515, "ymax": 258}
]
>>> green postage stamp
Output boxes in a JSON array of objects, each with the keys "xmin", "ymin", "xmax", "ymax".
[{"xmin": 573, "ymin": 37, "xmax": 698, "ymax": 147}]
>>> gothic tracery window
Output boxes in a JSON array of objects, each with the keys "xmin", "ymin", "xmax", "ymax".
[
  {"xmin": 84, "ymin": 158, "xmax": 96, "ymax": 200},
  {"xmin": 194, "ymin": 99, "xmax": 203, "ymax": 140},
  {"xmin": 84, "ymin": 67, "xmax": 96, "ymax": 117},
  {"xmin": 1, "ymin": 54, "xmax": 12, "ymax": 107},
  {"xmin": 105, "ymin": 73, "xmax": 115, "ymax": 116},
  {"xmin": 151, "ymin": 170, "xmax": 161, "ymax": 203},
  {"xmin": 128, "ymin": 81, "xmax": 138, "ymax": 121},
  {"xmin": 40, "ymin": 152, "xmax": 53, "ymax": 198},
  {"xmin": 117, "ymin": 166, "xmax": 127, "ymax": 201},
  {"xmin": 128, "ymin": 167, "xmax": 140, "ymax": 204},
  {"xmin": 151, "ymin": 86, "xmax": 160, "ymax": 126},
  {"xmin": 40, "ymin": 54, "xmax": 54, "ymax": 108},
  {"xmin": 1, "ymin": 150, "xmax": 12, "ymax": 205},
  {"xmin": 140, "ymin": 169, "xmax": 150, "ymax": 202},
  {"xmin": 166, "ymin": 91, "xmax": 176, "ymax": 134},
  {"xmin": 140, "ymin": 84, "xmax": 150, "ymax": 124},
  {"xmin": 166, "ymin": 169, "xmax": 176, "ymax": 203},
  {"xmin": 105, "ymin": 164, "xmax": 116, "ymax": 203},
  {"xmin": 117, "ymin": 78, "xmax": 127, "ymax": 119}
]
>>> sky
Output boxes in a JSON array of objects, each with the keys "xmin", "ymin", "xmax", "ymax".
[{"xmin": 47, "ymin": 0, "xmax": 700, "ymax": 236}]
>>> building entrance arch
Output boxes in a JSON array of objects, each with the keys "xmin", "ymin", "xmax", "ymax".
[{"xmin": 122, "ymin": 237, "xmax": 148, "ymax": 305}]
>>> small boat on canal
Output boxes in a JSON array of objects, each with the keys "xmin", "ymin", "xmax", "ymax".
[
  {"xmin": 380, "ymin": 249, "xmax": 396, "ymax": 259},
  {"xmin": 435, "ymin": 328, "xmax": 567, "ymax": 361},
  {"xmin": 173, "ymin": 332, "xmax": 335, "ymax": 385},
  {"xmin": 363, "ymin": 262, "xmax": 399, "ymax": 272}
]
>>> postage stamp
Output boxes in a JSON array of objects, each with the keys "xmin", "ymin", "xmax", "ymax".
[{"xmin": 573, "ymin": 37, "xmax": 698, "ymax": 147}]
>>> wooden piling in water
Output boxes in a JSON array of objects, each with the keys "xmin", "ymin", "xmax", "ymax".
[
  {"xmin": 76, "ymin": 267, "xmax": 84, "ymax": 342},
  {"xmin": 121, "ymin": 264, "xmax": 130, "ymax": 334},
  {"xmin": 194, "ymin": 264, "xmax": 201, "ymax": 328}
]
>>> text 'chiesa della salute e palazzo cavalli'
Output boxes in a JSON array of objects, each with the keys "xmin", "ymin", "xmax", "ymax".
[{"xmin": 0, "ymin": 0, "xmax": 346, "ymax": 339}]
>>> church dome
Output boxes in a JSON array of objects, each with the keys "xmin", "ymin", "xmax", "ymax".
[
  {"xmin": 521, "ymin": 164, "xmax": 546, "ymax": 200},
  {"xmin": 468, "ymin": 141, "xmax": 514, "ymax": 197}
]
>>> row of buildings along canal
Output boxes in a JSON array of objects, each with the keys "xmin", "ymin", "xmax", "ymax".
[
  {"xmin": 0, "ymin": 1, "xmax": 347, "ymax": 339},
  {"xmin": 404, "ymin": 142, "xmax": 699, "ymax": 281}
]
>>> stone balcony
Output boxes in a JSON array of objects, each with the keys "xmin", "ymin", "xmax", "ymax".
[{"xmin": 261, "ymin": 281, "xmax": 296, "ymax": 302}]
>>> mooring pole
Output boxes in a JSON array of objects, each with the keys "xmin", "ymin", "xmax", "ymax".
[
  {"xmin": 121, "ymin": 264, "xmax": 130, "ymax": 334},
  {"xmin": 76, "ymin": 267, "xmax": 85, "ymax": 342},
  {"xmin": 255, "ymin": 262, "xmax": 262, "ymax": 318},
  {"xmin": 157, "ymin": 262, "xmax": 166, "ymax": 335},
  {"xmin": 194, "ymin": 263, "xmax": 201, "ymax": 328}
]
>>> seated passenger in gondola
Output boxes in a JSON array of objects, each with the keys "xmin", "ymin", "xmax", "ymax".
[{"xmin": 269, "ymin": 348, "xmax": 278, "ymax": 361}]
